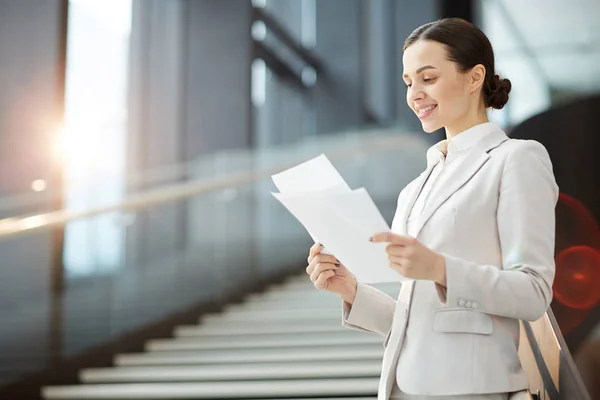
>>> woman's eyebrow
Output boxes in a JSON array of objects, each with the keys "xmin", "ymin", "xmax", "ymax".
[{"xmin": 403, "ymin": 65, "xmax": 437, "ymax": 79}]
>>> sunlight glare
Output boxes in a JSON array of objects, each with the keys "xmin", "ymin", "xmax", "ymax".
[
  {"xmin": 31, "ymin": 180, "xmax": 47, "ymax": 192},
  {"xmin": 54, "ymin": 116, "xmax": 116, "ymax": 184}
]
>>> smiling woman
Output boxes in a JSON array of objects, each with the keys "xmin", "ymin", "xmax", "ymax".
[{"xmin": 306, "ymin": 17, "xmax": 558, "ymax": 400}]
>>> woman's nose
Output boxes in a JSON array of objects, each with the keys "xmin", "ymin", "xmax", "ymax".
[{"xmin": 407, "ymin": 86, "xmax": 425, "ymax": 104}]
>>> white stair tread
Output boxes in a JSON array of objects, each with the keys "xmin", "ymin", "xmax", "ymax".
[
  {"xmin": 245, "ymin": 292, "xmax": 342, "ymax": 302},
  {"xmin": 204, "ymin": 308, "xmax": 340, "ymax": 322},
  {"xmin": 227, "ymin": 303, "xmax": 341, "ymax": 311},
  {"xmin": 146, "ymin": 333, "xmax": 380, "ymax": 351},
  {"xmin": 116, "ymin": 344, "xmax": 384, "ymax": 366},
  {"xmin": 175, "ymin": 322, "xmax": 342, "ymax": 336},
  {"xmin": 250, "ymin": 288, "xmax": 398, "ymax": 301},
  {"xmin": 230, "ymin": 298, "xmax": 341, "ymax": 306},
  {"xmin": 81, "ymin": 360, "xmax": 382, "ymax": 382},
  {"xmin": 43, "ymin": 378, "xmax": 379, "ymax": 399},
  {"xmin": 267, "ymin": 281, "xmax": 398, "ymax": 293},
  {"xmin": 219, "ymin": 304, "xmax": 342, "ymax": 320},
  {"xmin": 169, "ymin": 330, "xmax": 363, "ymax": 341}
]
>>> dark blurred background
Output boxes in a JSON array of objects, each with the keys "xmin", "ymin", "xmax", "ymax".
[{"xmin": 0, "ymin": 0, "xmax": 598, "ymax": 399}]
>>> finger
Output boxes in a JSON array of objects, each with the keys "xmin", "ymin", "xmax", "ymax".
[
  {"xmin": 314, "ymin": 269, "xmax": 335, "ymax": 289},
  {"xmin": 308, "ymin": 242, "xmax": 324, "ymax": 263},
  {"xmin": 386, "ymin": 244, "xmax": 407, "ymax": 257},
  {"xmin": 307, "ymin": 254, "xmax": 338, "ymax": 274},
  {"xmin": 306, "ymin": 257, "xmax": 317, "ymax": 275},
  {"xmin": 310, "ymin": 262, "xmax": 336, "ymax": 283},
  {"xmin": 315, "ymin": 253, "xmax": 338, "ymax": 265},
  {"xmin": 388, "ymin": 255, "xmax": 405, "ymax": 265},
  {"xmin": 310, "ymin": 261, "xmax": 335, "ymax": 282},
  {"xmin": 370, "ymin": 232, "xmax": 414, "ymax": 245}
]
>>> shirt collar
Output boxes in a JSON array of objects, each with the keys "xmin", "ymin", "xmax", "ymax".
[{"xmin": 426, "ymin": 122, "xmax": 499, "ymax": 168}]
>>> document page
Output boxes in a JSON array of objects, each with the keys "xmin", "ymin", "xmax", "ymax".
[{"xmin": 271, "ymin": 154, "xmax": 401, "ymax": 283}]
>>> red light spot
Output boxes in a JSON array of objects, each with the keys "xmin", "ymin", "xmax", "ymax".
[
  {"xmin": 555, "ymin": 194, "xmax": 600, "ymax": 254},
  {"xmin": 553, "ymin": 246, "xmax": 600, "ymax": 310},
  {"xmin": 574, "ymin": 273, "xmax": 586, "ymax": 281}
]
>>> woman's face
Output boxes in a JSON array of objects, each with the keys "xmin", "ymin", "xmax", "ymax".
[{"xmin": 402, "ymin": 40, "xmax": 474, "ymax": 134}]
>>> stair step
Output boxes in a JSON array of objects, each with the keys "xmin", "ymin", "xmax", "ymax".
[
  {"xmin": 81, "ymin": 360, "xmax": 382, "ymax": 383},
  {"xmin": 43, "ymin": 378, "xmax": 379, "ymax": 399},
  {"xmin": 116, "ymin": 344, "xmax": 384, "ymax": 366},
  {"xmin": 175, "ymin": 322, "xmax": 342, "ymax": 336},
  {"xmin": 204, "ymin": 308, "xmax": 340, "ymax": 322},
  {"xmin": 226, "ymin": 302, "xmax": 341, "ymax": 311},
  {"xmin": 146, "ymin": 332, "xmax": 380, "ymax": 351}
]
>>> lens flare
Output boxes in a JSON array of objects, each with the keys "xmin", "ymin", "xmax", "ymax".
[{"xmin": 553, "ymin": 246, "xmax": 600, "ymax": 310}]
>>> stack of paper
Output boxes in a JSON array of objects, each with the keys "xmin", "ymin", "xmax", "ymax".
[{"xmin": 271, "ymin": 154, "xmax": 401, "ymax": 283}]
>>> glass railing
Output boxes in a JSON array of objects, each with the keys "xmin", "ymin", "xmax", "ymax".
[{"xmin": 0, "ymin": 127, "xmax": 431, "ymax": 385}]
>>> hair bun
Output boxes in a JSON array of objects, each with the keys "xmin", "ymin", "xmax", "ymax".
[{"xmin": 486, "ymin": 74, "xmax": 512, "ymax": 110}]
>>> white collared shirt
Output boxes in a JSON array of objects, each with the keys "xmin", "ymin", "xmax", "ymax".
[{"xmin": 406, "ymin": 122, "xmax": 499, "ymax": 237}]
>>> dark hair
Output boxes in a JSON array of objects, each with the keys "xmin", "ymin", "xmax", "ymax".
[{"xmin": 404, "ymin": 18, "xmax": 511, "ymax": 110}]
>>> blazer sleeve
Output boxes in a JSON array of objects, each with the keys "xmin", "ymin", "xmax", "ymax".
[
  {"xmin": 341, "ymin": 281, "xmax": 397, "ymax": 336},
  {"xmin": 435, "ymin": 140, "xmax": 559, "ymax": 321}
]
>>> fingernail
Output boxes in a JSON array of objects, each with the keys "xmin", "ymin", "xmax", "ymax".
[
  {"xmin": 334, "ymin": 263, "xmax": 340, "ymax": 267},
  {"xmin": 368, "ymin": 237, "xmax": 373, "ymax": 242}
]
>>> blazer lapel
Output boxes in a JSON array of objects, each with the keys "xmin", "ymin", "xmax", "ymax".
[
  {"xmin": 396, "ymin": 164, "xmax": 437, "ymax": 235},
  {"xmin": 413, "ymin": 129, "xmax": 509, "ymax": 237}
]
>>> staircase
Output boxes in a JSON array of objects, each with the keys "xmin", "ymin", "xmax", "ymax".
[{"xmin": 42, "ymin": 275, "xmax": 399, "ymax": 399}]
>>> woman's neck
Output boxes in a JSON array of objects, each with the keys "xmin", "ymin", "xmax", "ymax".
[{"xmin": 445, "ymin": 109, "xmax": 489, "ymax": 140}]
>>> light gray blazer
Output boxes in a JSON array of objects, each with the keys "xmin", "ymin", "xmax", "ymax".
[{"xmin": 342, "ymin": 127, "xmax": 559, "ymax": 399}]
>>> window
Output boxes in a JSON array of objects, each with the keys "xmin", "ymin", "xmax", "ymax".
[{"xmin": 62, "ymin": 0, "xmax": 132, "ymax": 276}]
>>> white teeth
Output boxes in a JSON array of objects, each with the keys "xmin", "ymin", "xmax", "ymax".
[{"xmin": 418, "ymin": 105, "xmax": 436, "ymax": 115}]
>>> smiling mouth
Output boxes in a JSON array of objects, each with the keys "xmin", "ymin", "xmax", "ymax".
[{"xmin": 417, "ymin": 105, "xmax": 437, "ymax": 119}]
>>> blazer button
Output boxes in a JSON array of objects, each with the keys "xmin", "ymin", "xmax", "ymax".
[
  {"xmin": 465, "ymin": 301, "xmax": 473, "ymax": 308},
  {"xmin": 472, "ymin": 302, "xmax": 478, "ymax": 309},
  {"xmin": 458, "ymin": 299, "xmax": 466, "ymax": 306}
]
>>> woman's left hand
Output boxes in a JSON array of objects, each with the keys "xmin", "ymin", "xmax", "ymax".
[{"xmin": 370, "ymin": 232, "xmax": 447, "ymax": 286}]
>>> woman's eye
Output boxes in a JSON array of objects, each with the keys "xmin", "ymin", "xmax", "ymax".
[{"xmin": 423, "ymin": 78, "xmax": 435, "ymax": 83}]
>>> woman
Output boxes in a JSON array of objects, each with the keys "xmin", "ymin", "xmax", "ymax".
[{"xmin": 306, "ymin": 18, "xmax": 559, "ymax": 400}]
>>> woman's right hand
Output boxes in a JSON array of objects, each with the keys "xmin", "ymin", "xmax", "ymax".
[{"xmin": 306, "ymin": 243, "xmax": 357, "ymax": 305}]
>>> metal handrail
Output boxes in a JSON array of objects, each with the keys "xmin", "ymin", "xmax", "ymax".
[
  {"xmin": 0, "ymin": 133, "xmax": 413, "ymax": 241},
  {"xmin": 546, "ymin": 308, "xmax": 592, "ymax": 399},
  {"xmin": 519, "ymin": 308, "xmax": 592, "ymax": 399}
]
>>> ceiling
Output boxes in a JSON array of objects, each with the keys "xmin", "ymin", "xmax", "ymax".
[{"xmin": 479, "ymin": 0, "xmax": 600, "ymax": 92}]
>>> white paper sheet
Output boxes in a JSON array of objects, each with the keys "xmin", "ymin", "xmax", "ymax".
[
  {"xmin": 271, "ymin": 154, "xmax": 351, "ymax": 194},
  {"xmin": 271, "ymin": 154, "xmax": 350, "ymax": 251},
  {"xmin": 271, "ymin": 154, "xmax": 402, "ymax": 283}
]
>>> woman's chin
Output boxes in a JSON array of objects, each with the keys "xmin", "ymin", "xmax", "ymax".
[{"xmin": 421, "ymin": 121, "xmax": 441, "ymax": 133}]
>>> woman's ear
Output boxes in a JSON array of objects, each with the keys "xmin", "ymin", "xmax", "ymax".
[{"xmin": 469, "ymin": 64, "xmax": 486, "ymax": 93}]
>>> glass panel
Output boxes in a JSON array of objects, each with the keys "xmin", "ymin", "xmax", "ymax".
[{"xmin": 0, "ymin": 127, "xmax": 431, "ymax": 385}]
